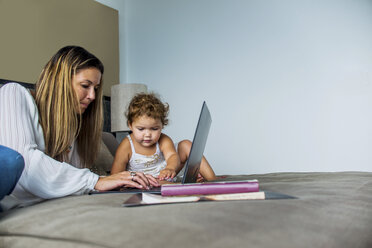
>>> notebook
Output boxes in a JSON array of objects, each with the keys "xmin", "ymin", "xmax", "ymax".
[{"xmin": 91, "ymin": 101, "xmax": 212, "ymax": 194}]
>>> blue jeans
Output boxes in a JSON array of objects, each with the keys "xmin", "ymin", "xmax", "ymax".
[{"xmin": 0, "ymin": 145, "xmax": 24, "ymax": 203}]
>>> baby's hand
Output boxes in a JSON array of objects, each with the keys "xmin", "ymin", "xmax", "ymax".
[{"xmin": 158, "ymin": 168, "xmax": 176, "ymax": 181}]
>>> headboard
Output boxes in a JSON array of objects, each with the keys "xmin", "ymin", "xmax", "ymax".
[{"xmin": 0, "ymin": 78, "xmax": 111, "ymax": 132}]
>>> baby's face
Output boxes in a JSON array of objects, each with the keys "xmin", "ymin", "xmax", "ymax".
[{"xmin": 129, "ymin": 116, "xmax": 163, "ymax": 147}]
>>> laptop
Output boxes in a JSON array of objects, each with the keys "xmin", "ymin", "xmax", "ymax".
[
  {"xmin": 91, "ymin": 101, "xmax": 212, "ymax": 194},
  {"xmin": 181, "ymin": 101, "xmax": 211, "ymax": 184}
]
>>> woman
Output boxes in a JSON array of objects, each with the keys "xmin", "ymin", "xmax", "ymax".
[{"xmin": 0, "ymin": 46, "xmax": 158, "ymax": 210}]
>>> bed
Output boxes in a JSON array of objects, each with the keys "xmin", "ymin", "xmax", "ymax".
[{"xmin": 0, "ymin": 171, "xmax": 371, "ymax": 248}]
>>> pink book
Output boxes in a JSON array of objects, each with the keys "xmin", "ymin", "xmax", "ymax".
[{"xmin": 161, "ymin": 180, "xmax": 259, "ymax": 196}]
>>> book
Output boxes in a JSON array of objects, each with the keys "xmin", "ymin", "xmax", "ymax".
[
  {"xmin": 122, "ymin": 191, "xmax": 296, "ymax": 207},
  {"xmin": 160, "ymin": 180, "xmax": 259, "ymax": 196}
]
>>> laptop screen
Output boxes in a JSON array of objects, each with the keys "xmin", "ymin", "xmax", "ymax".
[{"xmin": 182, "ymin": 101, "xmax": 212, "ymax": 184}]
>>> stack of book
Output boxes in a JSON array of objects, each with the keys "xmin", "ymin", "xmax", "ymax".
[{"xmin": 123, "ymin": 180, "xmax": 268, "ymax": 206}]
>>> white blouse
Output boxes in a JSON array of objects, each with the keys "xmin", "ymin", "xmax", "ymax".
[{"xmin": 0, "ymin": 83, "xmax": 99, "ymax": 210}]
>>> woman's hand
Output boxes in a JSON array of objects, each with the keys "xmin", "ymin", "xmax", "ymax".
[{"xmin": 94, "ymin": 171, "xmax": 160, "ymax": 191}]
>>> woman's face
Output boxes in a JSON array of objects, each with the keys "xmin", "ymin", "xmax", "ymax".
[{"xmin": 72, "ymin": 67, "xmax": 101, "ymax": 114}]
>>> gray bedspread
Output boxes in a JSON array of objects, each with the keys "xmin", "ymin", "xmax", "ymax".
[{"xmin": 0, "ymin": 171, "xmax": 371, "ymax": 248}]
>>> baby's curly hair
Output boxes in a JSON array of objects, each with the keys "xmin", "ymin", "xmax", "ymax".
[{"xmin": 126, "ymin": 93, "xmax": 169, "ymax": 126}]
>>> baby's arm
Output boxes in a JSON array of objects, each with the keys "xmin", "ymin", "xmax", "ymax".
[
  {"xmin": 158, "ymin": 134, "xmax": 182, "ymax": 180},
  {"xmin": 110, "ymin": 138, "xmax": 131, "ymax": 175}
]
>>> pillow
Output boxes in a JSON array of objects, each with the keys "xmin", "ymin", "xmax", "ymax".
[{"xmin": 92, "ymin": 140, "xmax": 115, "ymax": 176}]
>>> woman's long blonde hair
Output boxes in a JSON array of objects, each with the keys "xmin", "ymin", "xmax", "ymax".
[{"xmin": 35, "ymin": 46, "xmax": 104, "ymax": 168}]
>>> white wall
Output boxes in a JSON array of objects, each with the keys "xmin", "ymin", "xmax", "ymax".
[{"xmin": 97, "ymin": 0, "xmax": 372, "ymax": 175}]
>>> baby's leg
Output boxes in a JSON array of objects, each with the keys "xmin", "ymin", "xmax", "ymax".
[{"xmin": 177, "ymin": 140, "xmax": 216, "ymax": 181}]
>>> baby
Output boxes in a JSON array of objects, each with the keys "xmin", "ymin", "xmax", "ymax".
[{"xmin": 111, "ymin": 93, "xmax": 216, "ymax": 182}]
